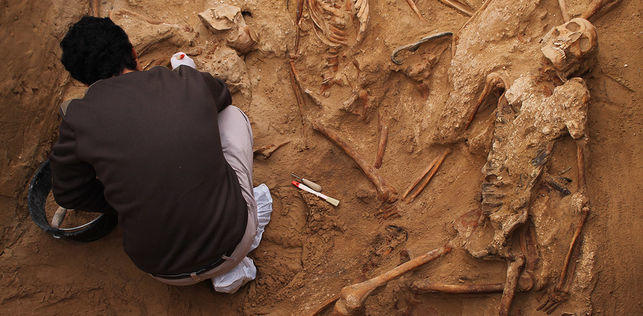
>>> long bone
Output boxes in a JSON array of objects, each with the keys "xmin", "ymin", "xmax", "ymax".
[
  {"xmin": 334, "ymin": 246, "xmax": 451, "ymax": 315},
  {"xmin": 537, "ymin": 140, "xmax": 591, "ymax": 314},
  {"xmin": 582, "ymin": 0, "xmax": 621, "ymax": 20},
  {"xmin": 412, "ymin": 278, "xmax": 534, "ymax": 294},
  {"xmin": 413, "ymin": 227, "xmax": 536, "ymax": 295},
  {"xmin": 558, "ymin": 0, "xmax": 571, "ymax": 22},
  {"xmin": 312, "ymin": 122, "xmax": 398, "ymax": 203},
  {"xmin": 413, "ymin": 281, "xmax": 506, "ymax": 294},
  {"xmin": 499, "ymin": 256, "xmax": 525, "ymax": 316}
]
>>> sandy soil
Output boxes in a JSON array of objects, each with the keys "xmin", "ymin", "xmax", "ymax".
[{"xmin": 1, "ymin": 0, "xmax": 641, "ymax": 314}]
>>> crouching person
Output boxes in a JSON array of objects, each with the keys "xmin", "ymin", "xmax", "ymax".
[{"xmin": 51, "ymin": 16, "xmax": 271, "ymax": 293}]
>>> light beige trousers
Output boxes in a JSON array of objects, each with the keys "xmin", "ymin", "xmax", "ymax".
[{"xmin": 153, "ymin": 105, "xmax": 258, "ymax": 286}]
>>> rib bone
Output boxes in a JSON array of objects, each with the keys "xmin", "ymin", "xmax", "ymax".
[
  {"xmin": 402, "ymin": 156, "xmax": 439, "ymax": 199},
  {"xmin": 312, "ymin": 122, "xmax": 398, "ymax": 203},
  {"xmin": 334, "ymin": 246, "xmax": 451, "ymax": 315},
  {"xmin": 408, "ymin": 149, "xmax": 450, "ymax": 202}
]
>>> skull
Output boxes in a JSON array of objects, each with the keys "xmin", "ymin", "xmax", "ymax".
[{"xmin": 541, "ymin": 18, "xmax": 598, "ymax": 78}]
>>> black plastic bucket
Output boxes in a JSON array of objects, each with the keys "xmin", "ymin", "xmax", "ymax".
[{"xmin": 27, "ymin": 160, "xmax": 117, "ymax": 242}]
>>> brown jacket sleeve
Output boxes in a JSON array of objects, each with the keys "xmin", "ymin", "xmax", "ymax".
[
  {"xmin": 172, "ymin": 65, "xmax": 232, "ymax": 112},
  {"xmin": 200, "ymin": 71, "xmax": 231, "ymax": 112},
  {"xmin": 50, "ymin": 114, "xmax": 113, "ymax": 213}
]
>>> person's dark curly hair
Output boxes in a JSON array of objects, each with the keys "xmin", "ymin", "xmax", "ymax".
[{"xmin": 60, "ymin": 16, "xmax": 137, "ymax": 85}]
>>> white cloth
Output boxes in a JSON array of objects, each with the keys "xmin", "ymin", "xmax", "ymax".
[
  {"xmin": 170, "ymin": 52, "xmax": 196, "ymax": 70},
  {"xmin": 211, "ymin": 183, "xmax": 272, "ymax": 293}
]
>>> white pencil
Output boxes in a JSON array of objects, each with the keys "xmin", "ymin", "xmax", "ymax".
[{"xmin": 291, "ymin": 180, "xmax": 340, "ymax": 207}]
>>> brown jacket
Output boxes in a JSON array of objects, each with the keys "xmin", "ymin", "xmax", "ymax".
[{"xmin": 50, "ymin": 66, "xmax": 247, "ymax": 275}]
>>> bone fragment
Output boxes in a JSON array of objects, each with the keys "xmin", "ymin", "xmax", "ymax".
[
  {"xmin": 334, "ymin": 246, "xmax": 451, "ymax": 315},
  {"xmin": 51, "ymin": 207, "xmax": 68, "ymax": 229},
  {"xmin": 499, "ymin": 256, "xmax": 525, "ymax": 316},
  {"xmin": 374, "ymin": 120, "xmax": 389, "ymax": 169},
  {"xmin": 253, "ymin": 141, "xmax": 291, "ymax": 159},
  {"xmin": 312, "ymin": 122, "xmax": 397, "ymax": 203},
  {"xmin": 438, "ymin": 0, "xmax": 473, "ymax": 16},
  {"xmin": 408, "ymin": 149, "xmax": 450, "ymax": 202},
  {"xmin": 404, "ymin": 0, "xmax": 427, "ymax": 21}
]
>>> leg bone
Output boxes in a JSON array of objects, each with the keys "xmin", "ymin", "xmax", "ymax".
[
  {"xmin": 582, "ymin": 0, "xmax": 621, "ymax": 20},
  {"xmin": 499, "ymin": 256, "xmax": 525, "ymax": 316},
  {"xmin": 312, "ymin": 122, "xmax": 398, "ymax": 203},
  {"xmin": 334, "ymin": 246, "xmax": 451, "ymax": 315},
  {"xmin": 538, "ymin": 140, "xmax": 591, "ymax": 314},
  {"xmin": 412, "ymin": 281, "xmax": 504, "ymax": 294}
]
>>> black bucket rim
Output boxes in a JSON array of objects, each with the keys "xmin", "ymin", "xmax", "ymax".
[{"xmin": 27, "ymin": 160, "xmax": 117, "ymax": 242}]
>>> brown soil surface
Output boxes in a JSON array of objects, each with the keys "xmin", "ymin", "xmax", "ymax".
[{"xmin": 1, "ymin": 0, "xmax": 640, "ymax": 315}]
